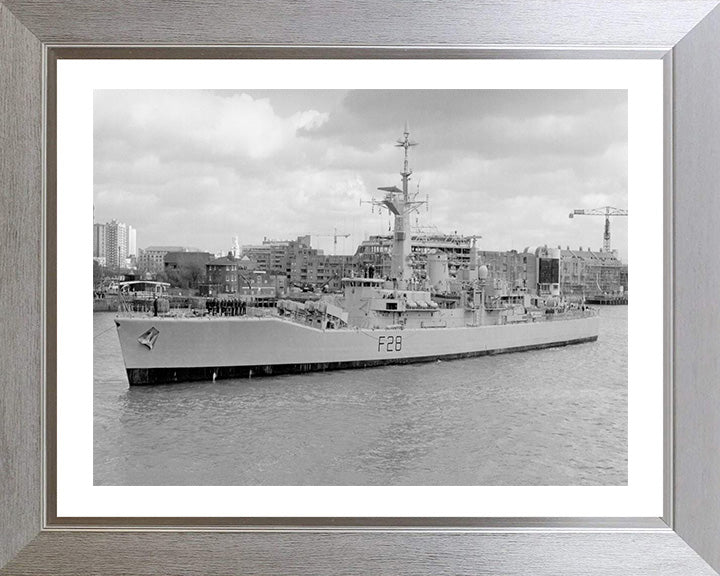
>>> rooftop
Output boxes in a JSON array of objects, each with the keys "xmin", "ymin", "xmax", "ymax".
[
  {"xmin": 208, "ymin": 256, "xmax": 238, "ymax": 266},
  {"xmin": 143, "ymin": 246, "xmax": 200, "ymax": 253}
]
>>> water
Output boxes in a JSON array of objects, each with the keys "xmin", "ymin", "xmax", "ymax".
[{"xmin": 94, "ymin": 307, "xmax": 627, "ymax": 486}]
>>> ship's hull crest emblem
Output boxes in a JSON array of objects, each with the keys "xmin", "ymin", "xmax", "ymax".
[{"xmin": 138, "ymin": 327, "xmax": 160, "ymax": 350}]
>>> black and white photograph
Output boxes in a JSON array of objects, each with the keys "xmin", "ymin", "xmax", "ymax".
[{"xmin": 92, "ymin": 88, "xmax": 629, "ymax": 487}]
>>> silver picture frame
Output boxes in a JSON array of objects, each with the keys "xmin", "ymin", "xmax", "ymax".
[{"xmin": 2, "ymin": 1, "xmax": 720, "ymax": 574}]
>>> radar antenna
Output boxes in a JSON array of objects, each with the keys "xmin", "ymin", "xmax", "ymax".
[{"xmin": 363, "ymin": 124, "xmax": 429, "ymax": 284}]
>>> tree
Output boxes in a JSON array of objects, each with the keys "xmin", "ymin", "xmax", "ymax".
[
  {"xmin": 93, "ymin": 260, "xmax": 113, "ymax": 288},
  {"xmin": 156, "ymin": 263, "xmax": 207, "ymax": 290}
]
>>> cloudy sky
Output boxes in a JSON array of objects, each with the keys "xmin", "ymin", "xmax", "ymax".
[{"xmin": 94, "ymin": 89, "xmax": 628, "ymax": 261}]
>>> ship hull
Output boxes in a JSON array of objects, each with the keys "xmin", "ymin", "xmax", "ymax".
[{"xmin": 115, "ymin": 315, "xmax": 600, "ymax": 385}]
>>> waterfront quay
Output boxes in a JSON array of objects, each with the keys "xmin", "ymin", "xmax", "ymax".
[{"xmin": 94, "ymin": 233, "xmax": 628, "ymax": 309}]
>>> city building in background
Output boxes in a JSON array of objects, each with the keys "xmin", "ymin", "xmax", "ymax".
[
  {"xmin": 163, "ymin": 251, "xmax": 214, "ymax": 290},
  {"xmin": 93, "ymin": 223, "xmax": 107, "ymax": 266},
  {"xmin": 354, "ymin": 233, "xmax": 478, "ymax": 280},
  {"xmin": 351, "ymin": 234, "xmax": 626, "ymax": 298},
  {"xmin": 92, "ymin": 223, "xmax": 626, "ymax": 299},
  {"xmin": 137, "ymin": 245, "xmax": 201, "ymax": 273},
  {"xmin": 241, "ymin": 235, "xmax": 352, "ymax": 291},
  {"xmin": 560, "ymin": 247, "xmax": 628, "ymax": 296},
  {"xmin": 94, "ymin": 219, "xmax": 136, "ymax": 269},
  {"xmin": 289, "ymin": 252, "xmax": 353, "ymax": 291},
  {"xmin": 238, "ymin": 270, "xmax": 288, "ymax": 297},
  {"xmin": 128, "ymin": 227, "xmax": 137, "ymax": 261},
  {"xmin": 241, "ymin": 236, "xmax": 311, "ymax": 277},
  {"xmin": 205, "ymin": 254, "xmax": 240, "ymax": 294},
  {"xmin": 105, "ymin": 220, "xmax": 128, "ymax": 269},
  {"xmin": 163, "ymin": 251, "xmax": 214, "ymax": 271},
  {"xmin": 477, "ymin": 249, "xmax": 531, "ymax": 292}
]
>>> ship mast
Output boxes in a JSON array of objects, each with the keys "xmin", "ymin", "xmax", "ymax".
[{"xmin": 369, "ymin": 123, "xmax": 428, "ymax": 287}]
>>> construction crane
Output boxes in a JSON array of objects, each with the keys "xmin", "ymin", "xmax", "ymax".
[
  {"xmin": 314, "ymin": 227, "xmax": 351, "ymax": 255},
  {"xmin": 569, "ymin": 206, "xmax": 628, "ymax": 253}
]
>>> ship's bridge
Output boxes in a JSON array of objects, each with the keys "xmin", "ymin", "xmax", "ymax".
[{"xmin": 342, "ymin": 277, "xmax": 388, "ymax": 303}]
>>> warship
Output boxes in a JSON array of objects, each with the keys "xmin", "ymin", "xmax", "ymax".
[{"xmin": 115, "ymin": 126, "xmax": 599, "ymax": 385}]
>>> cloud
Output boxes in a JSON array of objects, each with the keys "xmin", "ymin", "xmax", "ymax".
[
  {"xmin": 94, "ymin": 89, "xmax": 628, "ymax": 260},
  {"xmin": 96, "ymin": 91, "xmax": 329, "ymax": 160}
]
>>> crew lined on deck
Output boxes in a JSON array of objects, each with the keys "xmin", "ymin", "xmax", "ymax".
[{"xmin": 206, "ymin": 298, "xmax": 247, "ymax": 316}]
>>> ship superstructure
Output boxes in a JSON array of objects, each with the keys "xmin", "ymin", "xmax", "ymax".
[{"xmin": 115, "ymin": 126, "xmax": 599, "ymax": 385}]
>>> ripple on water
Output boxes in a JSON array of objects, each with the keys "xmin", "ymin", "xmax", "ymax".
[{"xmin": 94, "ymin": 307, "xmax": 628, "ymax": 486}]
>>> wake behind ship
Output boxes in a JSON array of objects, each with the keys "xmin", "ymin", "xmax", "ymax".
[{"xmin": 115, "ymin": 126, "xmax": 599, "ymax": 385}]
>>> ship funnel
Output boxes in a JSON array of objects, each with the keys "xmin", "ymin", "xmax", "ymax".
[{"xmin": 427, "ymin": 250, "xmax": 449, "ymax": 292}]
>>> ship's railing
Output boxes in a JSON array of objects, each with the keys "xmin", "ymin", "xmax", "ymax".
[
  {"xmin": 499, "ymin": 306, "xmax": 597, "ymax": 325},
  {"xmin": 540, "ymin": 307, "xmax": 598, "ymax": 321}
]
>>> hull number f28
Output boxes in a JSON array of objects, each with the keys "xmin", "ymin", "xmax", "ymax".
[{"xmin": 377, "ymin": 335, "xmax": 402, "ymax": 352}]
